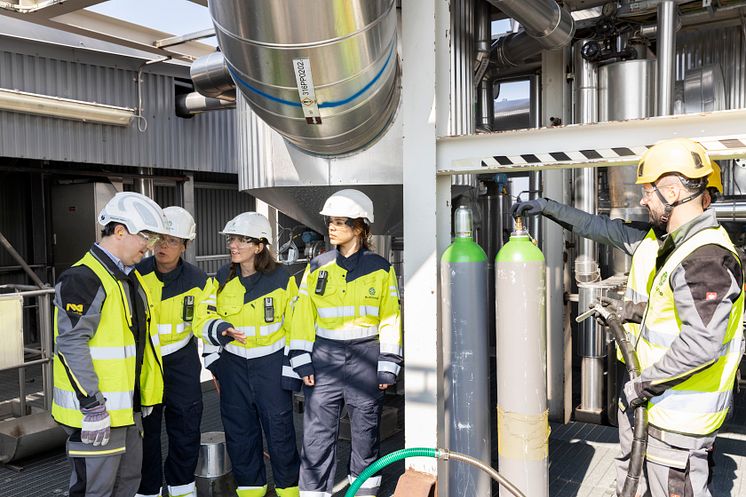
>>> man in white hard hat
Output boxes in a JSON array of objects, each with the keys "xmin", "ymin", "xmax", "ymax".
[
  {"xmin": 135, "ymin": 207, "xmax": 210, "ymax": 497},
  {"xmin": 52, "ymin": 191, "xmax": 168, "ymax": 497}
]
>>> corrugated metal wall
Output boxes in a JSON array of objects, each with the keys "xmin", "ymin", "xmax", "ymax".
[
  {"xmin": 0, "ymin": 48, "xmax": 236, "ymax": 173},
  {"xmin": 154, "ymin": 184, "xmax": 254, "ymax": 275},
  {"xmin": 677, "ymin": 24, "xmax": 746, "ymax": 109}
]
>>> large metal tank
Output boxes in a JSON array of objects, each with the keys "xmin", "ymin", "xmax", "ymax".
[
  {"xmin": 598, "ymin": 59, "xmax": 656, "ymax": 275},
  {"xmin": 210, "ymin": 0, "xmax": 400, "ymax": 156}
]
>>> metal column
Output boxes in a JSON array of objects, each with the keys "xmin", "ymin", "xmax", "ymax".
[
  {"xmin": 402, "ymin": 0, "xmax": 451, "ymax": 478},
  {"xmin": 656, "ymin": 1, "xmax": 678, "ymax": 116}
]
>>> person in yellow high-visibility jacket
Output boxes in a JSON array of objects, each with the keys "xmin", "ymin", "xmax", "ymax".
[
  {"xmin": 52, "ymin": 191, "xmax": 168, "ymax": 497},
  {"xmin": 513, "ymin": 139, "xmax": 743, "ymax": 497},
  {"xmin": 194, "ymin": 212, "xmax": 300, "ymax": 497},
  {"xmin": 135, "ymin": 207, "xmax": 209, "ymax": 497},
  {"xmin": 288, "ymin": 189, "xmax": 403, "ymax": 497}
]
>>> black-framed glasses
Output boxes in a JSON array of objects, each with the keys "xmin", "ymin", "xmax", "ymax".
[
  {"xmin": 324, "ymin": 216, "xmax": 352, "ymax": 228},
  {"xmin": 225, "ymin": 235, "xmax": 261, "ymax": 248}
]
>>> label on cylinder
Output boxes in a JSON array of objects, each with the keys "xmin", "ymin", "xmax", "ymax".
[{"xmin": 292, "ymin": 58, "xmax": 322, "ymax": 124}]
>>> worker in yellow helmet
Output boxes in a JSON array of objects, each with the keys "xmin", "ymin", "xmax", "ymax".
[
  {"xmin": 512, "ymin": 138, "xmax": 743, "ymax": 497},
  {"xmin": 52, "ymin": 191, "xmax": 167, "ymax": 497}
]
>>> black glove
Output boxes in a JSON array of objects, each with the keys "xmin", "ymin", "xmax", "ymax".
[{"xmin": 510, "ymin": 198, "xmax": 548, "ymax": 218}]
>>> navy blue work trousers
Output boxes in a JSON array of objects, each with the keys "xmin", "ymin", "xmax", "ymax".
[
  {"xmin": 139, "ymin": 338, "xmax": 203, "ymax": 494},
  {"xmin": 211, "ymin": 348, "xmax": 300, "ymax": 489}
]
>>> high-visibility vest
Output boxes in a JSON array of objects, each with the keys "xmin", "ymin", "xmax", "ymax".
[
  {"xmin": 212, "ymin": 268, "xmax": 298, "ymax": 360},
  {"xmin": 617, "ymin": 230, "xmax": 659, "ymax": 363},
  {"xmin": 638, "ymin": 226, "xmax": 744, "ymax": 435},
  {"xmin": 140, "ymin": 261, "xmax": 207, "ymax": 357},
  {"xmin": 290, "ymin": 251, "xmax": 402, "ymax": 358},
  {"xmin": 52, "ymin": 252, "xmax": 164, "ymax": 428}
]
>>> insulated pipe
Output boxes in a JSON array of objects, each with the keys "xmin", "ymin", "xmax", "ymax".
[
  {"xmin": 712, "ymin": 200, "xmax": 746, "ymax": 221},
  {"xmin": 210, "ymin": 0, "xmax": 400, "ymax": 156},
  {"xmin": 493, "ymin": 31, "xmax": 545, "ymax": 68},
  {"xmin": 487, "ymin": 0, "xmax": 575, "ymax": 49},
  {"xmin": 656, "ymin": 1, "xmax": 678, "ymax": 116},
  {"xmin": 496, "ymin": 219, "xmax": 549, "ymax": 497},
  {"xmin": 190, "ymin": 52, "xmax": 236, "ymax": 101},
  {"xmin": 476, "ymin": 1, "xmax": 494, "ymax": 131},
  {"xmin": 176, "ymin": 92, "xmax": 236, "ymax": 117},
  {"xmin": 441, "ymin": 206, "xmax": 491, "ymax": 497}
]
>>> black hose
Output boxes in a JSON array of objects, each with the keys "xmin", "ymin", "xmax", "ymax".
[{"xmin": 606, "ymin": 314, "xmax": 648, "ymax": 497}]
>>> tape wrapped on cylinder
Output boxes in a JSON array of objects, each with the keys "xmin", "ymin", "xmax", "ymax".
[{"xmin": 497, "ymin": 406, "xmax": 550, "ymax": 460}]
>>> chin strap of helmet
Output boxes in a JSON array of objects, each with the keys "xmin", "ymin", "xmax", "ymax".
[{"xmin": 652, "ymin": 180, "xmax": 705, "ymax": 226}]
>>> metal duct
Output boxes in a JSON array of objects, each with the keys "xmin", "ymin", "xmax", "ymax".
[
  {"xmin": 488, "ymin": 0, "xmax": 575, "ymax": 49},
  {"xmin": 656, "ymin": 1, "xmax": 678, "ymax": 116},
  {"xmin": 598, "ymin": 59, "xmax": 656, "ymax": 275},
  {"xmin": 712, "ymin": 200, "xmax": 746, "ymax": 221},
  {"xmin": 176, "ymin": 92, "xmax": 235, "ymax": 117},
  {"xmin": 210, "ymin": 0, "xmax": 400, "ymax": 156},
  {"xmin": 191, "ymin": 52, "xmax": 236, "ymax": 101},
  {"xmin": 490, "ymin": 0, "xmax": 575, "ymax": 69}
]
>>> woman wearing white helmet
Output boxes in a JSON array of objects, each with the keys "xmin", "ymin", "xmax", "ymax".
[
  {"xmin": 195, "ymin": 212, "xmax": 300, "ymax": 497},
  {"xmin": 288, "ymin": 189, "xmax": 403, "ymax": 497},
  {"xmin": 135, "ymin": 206, "xmax": 209, "ymax": 497}
]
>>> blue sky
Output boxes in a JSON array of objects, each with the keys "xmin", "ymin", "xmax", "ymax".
[{"xmin": 89, "ymin": 1, "xmax": 528, "ymax": 101}]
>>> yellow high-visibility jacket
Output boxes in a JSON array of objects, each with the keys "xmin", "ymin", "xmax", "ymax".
[
  {"xmin": 288, "ymin": 249, "xmax": 402, "ymax": 384},
  {"xmin": 53, "ymin": 248, "xmax": 163, "ymax": 428}
]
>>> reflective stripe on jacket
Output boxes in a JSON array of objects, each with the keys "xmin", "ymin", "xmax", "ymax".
[
  {"xmin": 52, "ymin": 251, "xmax": 164, "ymax": 428},
  {"xmin": 289, "ymin": 249, "xmax": 402, "ymax": 380},
  {"xmin": 638, "ymin": 226, "xmax": 744, "ymax": 435},
  {"xmin": 138, "ymin": 257, "xmax": 209, "ymax": 357}
]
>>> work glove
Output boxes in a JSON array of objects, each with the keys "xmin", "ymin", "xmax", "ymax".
[
  {"xmin": 142, "ymin": 405, "xmax": 154, "ymax": 418},
  {"xmin": 623, "ymin": 378, "xmax": 647, "ymax": 410},
  {"xmin": 589, "ymin": 296, "xmax": 624, "ymax": 326},
  {"xmin": 80, "ymin": 404, "xmax": 111, "ymax": 446},
  {"xmin": 510, "ymin": 198, "xmax": 548, "ymax": 218}
]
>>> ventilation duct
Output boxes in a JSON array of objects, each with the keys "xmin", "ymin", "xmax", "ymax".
[{"xmin": 209, "ymin": 0, "xmax": 400, "ymax": 156}]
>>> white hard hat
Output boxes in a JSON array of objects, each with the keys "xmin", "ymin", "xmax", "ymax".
[
  {"xmin": 220, "ymin": 212, "xmax": 273, "ymax": 243},
  {"xmin": 98, "ymin": 192, "xmax": 169, "ymax": 235},
  {"xmin": 163, "ymin": 206, "xmax": 196, "ymax": 241},
  {"xmin": 319, "ymin": 189, "xmax": 374, "ymax": 224}
]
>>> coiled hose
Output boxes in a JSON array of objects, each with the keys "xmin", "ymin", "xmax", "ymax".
[
  {"xmin": 599, "ymin": 309, "xmax": 648, "ymax": 497},
  {"xmin": 344, "ymin": 447, "xmax": 526, "ymax": 497}
]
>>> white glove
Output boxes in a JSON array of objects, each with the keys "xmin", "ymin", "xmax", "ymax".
[
  {"xmin": 81, "ymin": 404, "xmax": 111, "ymax": 446},
  {"xmin": 142, "ymin": 405, "xmax": 154, "ymax": 418}
]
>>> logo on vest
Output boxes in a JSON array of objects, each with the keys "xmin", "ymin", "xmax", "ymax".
[
  {"xmin": 66, "ymin": 303, "xmax": 84, "ymax": 314},
  {"xmin": 368, "ymin": 287, "xmax": 376, "ymax": 296}
]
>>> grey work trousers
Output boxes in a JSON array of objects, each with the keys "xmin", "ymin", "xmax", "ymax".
[
  {"xmin": 299, "ymin": 337, "xmax": 384, "ymax": 497},
  {"xmin": 616, "ymin": 394, "xmax": 715, "ymax": 497},
  {"xmin": 64, "ymin": 418, "xmax": 143, "ymax": 497}
]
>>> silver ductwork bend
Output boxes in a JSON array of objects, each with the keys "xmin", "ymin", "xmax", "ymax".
[
  {"xmin": 489, "ymin": 0, "xmax": 575, "ymax": 68},
  {"xmin": 191, "ymin": 52, "xmax": 236, "ymax": 101},
  {"xmin": 209, "ymin": 0, "xmax": 400, "ymax": 156}
]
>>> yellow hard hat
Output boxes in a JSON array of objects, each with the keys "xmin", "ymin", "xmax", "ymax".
[
  {"xmin": 635, "ymin": 138, "xmax": 713, "ymax": 185},
  {"xmin": 707, "ymin": 161, "xmax": 723, "ymax": 194}
]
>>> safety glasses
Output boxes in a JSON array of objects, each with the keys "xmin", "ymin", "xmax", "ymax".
[
  {"xmin": 136, "ymin": 231, "xmax": 161, "ymax": 248},
  {"xmin": 225, "ymin": 235, "xmax": 261, "ymax": 248}
]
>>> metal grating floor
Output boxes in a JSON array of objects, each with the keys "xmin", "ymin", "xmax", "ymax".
[{"xmin": 3, "ymin": 364, "xmax": 746, "ymax": 496}]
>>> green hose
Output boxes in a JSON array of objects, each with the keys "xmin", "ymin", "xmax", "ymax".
[
  {"xmin": 344, "ymin": 447, "xmax": 526, "ymax": 497},
  {"xmin": 345, "ymin": 448, "xmax": 436, "ymax": 497}
]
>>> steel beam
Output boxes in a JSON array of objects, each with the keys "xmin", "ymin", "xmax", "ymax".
[
  {"xmin": 402, "ymin": 0, "xmax": 451, "ymax": 478},
  {"xmin": 436, "ymin": 108, "xmax": 746, "ymax": 174},
  {"xmin": 155, "ymin": 28, "xmax": 215, "ymax": 49}
]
